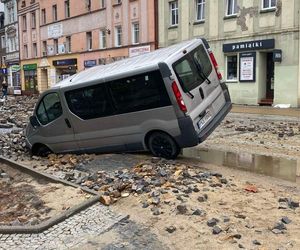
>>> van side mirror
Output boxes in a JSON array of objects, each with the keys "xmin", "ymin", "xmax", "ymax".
[{"xmin": 30, "ymin": 115, "xmax": 40, "ymax": 128}]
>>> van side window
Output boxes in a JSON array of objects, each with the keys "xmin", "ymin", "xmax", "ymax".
[
  {"xmin": 109, "ymin": 70, "xmax": 171, "ymax": 114},
  {"xmin": 65, "ymin": 84, "xmax": 114, "ymax": 120},
  {"xmin": 36, "ymin": 93, "xmax": 62, "ymax": 125}
]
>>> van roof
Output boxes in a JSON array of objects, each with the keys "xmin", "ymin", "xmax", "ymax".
[{"xmin": 56, "ymin": 38, "xmax": 202, "ymax": 88}]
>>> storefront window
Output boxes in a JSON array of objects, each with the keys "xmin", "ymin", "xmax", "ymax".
[
  {"xmin": 24, "ymin": 70, "xmax": 37, "ymax": 92},
  {"xmin": 227, "ymin": 55, "xmax": 238, "ymax": 81}
]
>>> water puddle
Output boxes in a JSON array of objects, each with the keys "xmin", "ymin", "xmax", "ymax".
[{"xmin": 183, "ymin": 148, "xmax": 300, "ymax": 183}]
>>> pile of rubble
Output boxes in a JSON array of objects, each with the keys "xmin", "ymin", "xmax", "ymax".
[
  {"xmin": 223, "ymin": 118, "xmax": 299, "ymax": 138},
  {"xmin": 0, "ymin": 96, "xmax": 37, "ymax": 159}
]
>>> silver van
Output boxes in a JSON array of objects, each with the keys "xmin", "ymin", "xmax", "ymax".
[{"xmin": 26, "ymin": 38, "xmax": 231, "ymax": 159}]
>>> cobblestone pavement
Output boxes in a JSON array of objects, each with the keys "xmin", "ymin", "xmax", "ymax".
[{"xmin": 0, "ymin": 203, "xmax": 126, "ymax": 250}]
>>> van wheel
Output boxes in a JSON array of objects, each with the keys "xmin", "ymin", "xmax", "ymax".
[
  {"xmin": 34, "ymin": 144, "xmax": 52, "ymax": 157},
  {"xmin": 148, "ymin": 132, "xmax": 180, "ymax": 159}
]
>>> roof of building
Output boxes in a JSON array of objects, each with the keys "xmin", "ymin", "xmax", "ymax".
[{"xmin": 56, "ymin": 38, "xmax": 201, "ymax": 88}]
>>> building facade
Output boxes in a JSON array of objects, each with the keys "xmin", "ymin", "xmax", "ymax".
[
  {"xmin": 159, "ymin": 0, "xmax": 300, "ymax": 107},
  {"xmin": 18, "ymin": 0, "xmax": 158, "ymax": 93},
  {"xmin": 0, "ymin": 9, "xmax": 6, "ymax": 84},
  {"xmin": 1, "ymin": 0, "xmax": 20, "ymax": 94}
]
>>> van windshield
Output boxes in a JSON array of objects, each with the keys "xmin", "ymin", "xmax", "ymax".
[{"xmin": 173, "ymin": 44, "xmax": 212, "ymax": 92}]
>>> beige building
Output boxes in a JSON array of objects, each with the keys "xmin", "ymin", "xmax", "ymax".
[
  {"xmin": 159, "ymin": 0, "xmax": 300, "ymax": 107},
  {"xmin": 18, "ymin": 0, "xmax": 158, "ymax": 93}
]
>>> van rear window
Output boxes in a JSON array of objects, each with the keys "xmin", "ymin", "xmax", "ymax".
[{"xmin": 173, "ymin": 44, "xmax": 212, "ymax": 92}]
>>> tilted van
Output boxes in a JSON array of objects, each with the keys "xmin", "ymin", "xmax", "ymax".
[{"xmin": 26, "ymin": 38, "xmax": 232, "ymax": 159}]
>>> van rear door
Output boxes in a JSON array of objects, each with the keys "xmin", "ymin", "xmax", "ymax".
[{"xmin": 172, "ymin": 41, "xmax": 227, "ymax": 134}]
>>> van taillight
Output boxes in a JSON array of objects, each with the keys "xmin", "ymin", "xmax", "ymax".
[
  {"xmin": 208, "ymin": 49, "xmax": 222, "ymax": 80},
  {"xmin": 172, "ymin": 81, "xmax": 187, "ymax": 113}
]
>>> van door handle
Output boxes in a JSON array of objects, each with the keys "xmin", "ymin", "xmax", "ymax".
[{"xmin": 65, "ymin": 118, "xmax": 72, "ymax": 128}]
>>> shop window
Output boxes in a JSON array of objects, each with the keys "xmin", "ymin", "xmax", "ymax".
[
  {"xmin": 196, "ymin": 0, "xmax": 205, "ymax": 21},
  {"xmin": 262, "ymin": 0, "xmax": 276, "ymax": 9},
  {"xmin": 169, "ymin": 1, "xmax": 178, "ymax": 26},
  {"xmin": 132, "ymin": 23, "xmax": 139, "ymax": 44},
  {"xmin": 37, "ymin": 93, "xmax": 62, "ymax": 125},
  {"xmin": 226, "ymin": 0, "xmax": 237, "ymax": 16},
  {"xmin": 226, "ymin": 55, "xmax": 238, "ymax": 81}
]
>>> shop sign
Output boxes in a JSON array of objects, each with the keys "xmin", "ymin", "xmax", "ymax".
[
  {"xmin": 53, "ymin": 59, "xmax": 77, "ymax": 66},
  {"xmin": 11, "ymin": 65, "xmax": 20, "ymax": 72},
  {"xmin": 223, "ymin": 39, "xmax": 275, "ymax": 53},
  {"xmin": 13, "ymin": 86, "xmax": 22, "ymax": 95},
  {"xmin": 129, "ymin": 45, "xmax": 151, "ymax": 57},
  {"xmin": 273, "ymin": 49, "xmax": 282, "ymax": 62},
  {"xmin": 6, "ymin": 52, "xmax": 19, "ymax": 61},
  {"xmin": 1, "ymin": 68, "xmax": 7, "ymax": 74},
  {"xmin": 239, "ymin": 52, "xmax": 256, "ymax": 82},
  {"xmin": 84, "ymin": 60, "xmax": 97, "ymax": 68},
  {"xmin": 48, "ymin": 23, "xmax": 63, "ymax": 39},
  {"xmin": 23, "ymin": 64, "xmax": 37, "ymax": 71}
]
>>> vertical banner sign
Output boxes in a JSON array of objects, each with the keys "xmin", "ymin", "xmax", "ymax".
[{"xmin": 239, "ymin": 52, "xmax": 256, "ymax": 82}]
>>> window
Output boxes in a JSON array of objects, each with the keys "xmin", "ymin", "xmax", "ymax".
[
  {"xmin": 65, "ymin": 0, "xmax": 70, "ymax": 18},
  {"xmin": 196, "ymin": 0, "xmax": 205, "ymax": 21},
  {"xmin": 31, "ymin": 12, "xmax": 36, "ymax": 29},
  {"xmin": 101, "ymin": 0, "xmax": 106, "ymax": 8},
  {"xmin": 42, "ymin": 41, "xmax": 47, "ymax": 55},
  {"xmin": 100, "ymin": 30, "xmax": 106, "ymax": 49},
  {"xmin": 86, "ymin": 32, "xmax": 92, "ymax": 50},
  {"xmin": 132, "ymin": 23, "xmax": 139, "ymax": 44},
  {"xmin": 262, "ymin": 0, "xmax": 276, "ymax": 9},
  {"xmin": 109, "ymin": 71, "xmax": 171, "ymax": 114},
  {"xmin": 66, "ymin": 36, "xmax": 71, "ymax": 53},
  {"xmin": 36, "ymin": 93, "xmax": 63, "ymax": 125},
  {"xmin": 1, "ymin": 36, "xmax": 5, "ymax": 49},
  {"xmin": 114, "ymin": 0, "xmax": 122, "ymax": 4},
  {"xmin": 115, "ymin": 26, "xmax": 122, "ymax": 47},
  {"xmin": 86, "ymin": 0, "xmax": 91, "ymax": 11},
  {"xmin": 226, "ymin": 0, "xmax": 237, "ymax": 16},
  {"xmin": 52, "ymin": 5, "xmax": 57, "ymax": 21},
  {"xmin": 41, "ymin": 9, "xmax": 46, "ymax": 24},
  {"xmin": 173, "ymin": 45, "xmax": 213, "ymax": 92},
  {"xmin": 65, "ymin": 84, "xmax": 114, "ymax": 120},
  {"xmin": 54, "ymin": 39, "xmax": 58, "ymax": 54},
  {"xmin": 22, "ymin": 15, "xmax": 27, "ymax": 31},
  {"xmin": 33, "ymin": 43, "xmax": 37, "ymax": 57},
  {"xmin": 169, "ymin": 1, "xmax": 178, "ymax": 26},
  {"xmin": 8, "ymin": 7, "xmax": 15, "ymax": 23},
  {"xmin": 226, "ymin": 55, "xmax": 238, "ymax": 81},
  {"xmin": 24, "ymin": 45, "xmax": 28, "ymax": 58}
]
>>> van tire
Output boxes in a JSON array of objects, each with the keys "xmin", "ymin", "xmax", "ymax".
[
  {"xmin": 148, "ymin": 132, "xmax": 180, "ymax": 159},
  {"xmin": 33, "ymin": 144, "xmax": 52, "ymax": 157}
]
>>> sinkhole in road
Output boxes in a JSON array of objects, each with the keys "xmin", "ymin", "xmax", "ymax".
[{"xmin": 183, "ymin": 148, "xmax": 300, "ymax": 183}]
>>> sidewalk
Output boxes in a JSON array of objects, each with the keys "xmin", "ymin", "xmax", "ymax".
[{"xmin": 231, "ymin": 104, "xmax": 300, "ymax": 117}]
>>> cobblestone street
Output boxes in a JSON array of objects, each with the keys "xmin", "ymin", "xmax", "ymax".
[{"xmin": 0, "ymin": 204, "xmax": 126, "ymax": 250}]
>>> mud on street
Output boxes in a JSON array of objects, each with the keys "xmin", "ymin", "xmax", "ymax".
[{"xmin": 0, "ymin": 96, "xmax": 300, "ymax": 250}]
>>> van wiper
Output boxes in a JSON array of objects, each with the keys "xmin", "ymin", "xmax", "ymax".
[{"xmin": 194, "ymin": 59, "xmax": 211, "ymax": 85}]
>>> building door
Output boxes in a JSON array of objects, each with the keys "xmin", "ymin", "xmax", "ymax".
[{"xmin": 266, "ymin": 52, "xmax": 274, "ymax": 100}]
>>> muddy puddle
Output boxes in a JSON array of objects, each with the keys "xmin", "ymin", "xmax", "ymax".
[{"xmin": 183, "ymin": 148, "xmax": 300, "ymax": 183}]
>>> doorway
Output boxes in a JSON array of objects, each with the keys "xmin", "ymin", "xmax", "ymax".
[{"xmin": 266, "ymin": 52, "xmax": 274, "ymax": 100}]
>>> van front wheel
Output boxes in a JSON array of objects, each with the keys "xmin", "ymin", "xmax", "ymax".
[{"xmin": 148, "ymin": 132, "xmax": 180, "ymax": 159}]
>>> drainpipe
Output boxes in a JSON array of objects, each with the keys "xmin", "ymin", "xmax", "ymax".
[{"xmin": 154, "ymin": 0, "xmax": 159, "ymax": 49}]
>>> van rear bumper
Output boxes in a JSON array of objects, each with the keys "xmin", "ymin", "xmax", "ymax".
[
  {"xmin": 175, "ymin": 101, "xmax": 232, "ymax": 148},
  {"xmin": 197, "ymin": 101, "xmax": 232, "ymax": 143}
]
